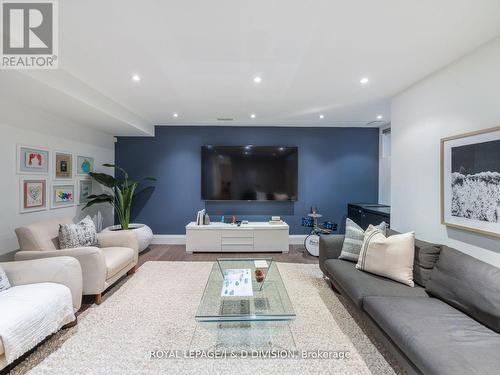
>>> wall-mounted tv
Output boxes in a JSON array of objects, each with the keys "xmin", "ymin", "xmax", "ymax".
[{"xmin": 201, "ymin": 146, "xmax": 298, "ymax": 201}]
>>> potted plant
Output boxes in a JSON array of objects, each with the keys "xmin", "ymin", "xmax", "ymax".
[{"xmin": 84, "ymin": 164, "xmax": 156, "ymax": 252}]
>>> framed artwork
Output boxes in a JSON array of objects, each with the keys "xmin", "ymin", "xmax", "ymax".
[
  {"xmin": 78, "ymin": 179, "xmax": 93, "ymax": 205},
  {"xmin": 441, "ymin": 126, "xmax": 500, "ymax": 237},
  {"xmin": 19, "ymin": 178, "xmax": 47, "ymax": 213},
  {"xmin": 51, "ymin": 183, "xmax": 75, "ymax": 209},
  {"xmin": 17, "ymin": 145, "xmax": 49, "ymax": 174},
  {"xmin": 54, "ymin": 151, "xmax": 73, "ymax": 179},
  {"xmin": 76, "ymin": 155, "xmax": 94, "ymax": 176}
]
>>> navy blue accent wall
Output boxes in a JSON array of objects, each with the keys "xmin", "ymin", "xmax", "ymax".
[{"xmin": 115, "ymin": 126, "xmax": 379, "ymax": 234}]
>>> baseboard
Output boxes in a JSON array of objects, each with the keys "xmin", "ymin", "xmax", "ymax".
[
  {"xmin": 289, "ymin": 235, "xmax": 307, "ymax": 245},
  {"xmin": 152, "ymin": 234, "xmax": 307, "ymax": 245},
  {"xmin": 151, "ymin": 235, "xmax": 186, "ymax": 245}
]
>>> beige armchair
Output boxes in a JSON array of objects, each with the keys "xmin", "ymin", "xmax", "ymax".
[
  {"xmin": 14, "ymin": 217, "xmax": 138, "ymax": 304},
  {"xmin": 1, "ymin": 257, "xmax": 82, "ymax": 370}
]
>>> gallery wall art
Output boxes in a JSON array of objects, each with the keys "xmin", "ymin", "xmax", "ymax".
[
  {"xmin": 20, "ymin": 178, "xmax": 47, "ymax": 213},
  {"xmin": 78, "ymin": 179, "xmax": 92, "ymax": 205},
  {"xmin": 51, "ymin": 183, "xmax": 75, "ymax": 209},
  {"xmin": 76, "ymin": 155, "xmax": 94, "ymax": 176},
  {"xmin": 16, "ymin": 145, "xmax": 97, "ymax": 213},
  {"xmin": 54, "ymin": 151, "xmax": 73, "ymax": 179},
  {"xmin": 17, "ymin": 145, "xmax": 49, "ymax": 174},
  {"xmin": 441, "ymin": 126, "xmax": 500, "ymax": 237}
]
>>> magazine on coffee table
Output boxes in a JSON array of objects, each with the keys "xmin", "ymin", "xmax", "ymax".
[{"xmin": 221, "ymin": 269, "xmax": 253, "ymax": 297}]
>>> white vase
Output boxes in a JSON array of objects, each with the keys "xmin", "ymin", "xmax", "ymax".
[{"xmin": 102, "ymin": 223, "xmax": 153, "ymax": 253}]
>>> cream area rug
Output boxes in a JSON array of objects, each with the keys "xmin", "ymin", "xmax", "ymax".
[{"xmin": 11, "ymin": 262, "xmax": 402, "ymax": 375}]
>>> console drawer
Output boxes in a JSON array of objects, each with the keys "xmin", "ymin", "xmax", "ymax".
[
  {"xmin": 220, "ymin": 230, "xmax": 254, "ymax": 238},
  {"xmin": 221, "ymin": 237, "xmax": 254, "ymax": 245},
  {"xmin": 221, "ymin": 244, "xmax": 255, "ymax": 252}
]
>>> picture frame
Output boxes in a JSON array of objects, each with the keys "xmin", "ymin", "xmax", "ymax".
[
  {"xmin": 78, "ymin": 179, "xmax": 93, "ymax": 205},
  {"xmin": 76, "ymin": 155, "xmax": 94, "ymax": 176},
  {"xmin": 50, "ymin": 183, "xmax": 76, "ymax": 209},
  {"xmin": 17, "ymin": 145, "xmax": 50, "ymax": 175},
  {"xmin": 53, "ymin": 151, "xmax": 73, "ymax": 179},
  {"xmin": 19, "ymin": 177, "xmax": 48, "ymax": 213},
  {"xmin": 441, "ymin": 125, "xmax": 500, "ymax": 238}
]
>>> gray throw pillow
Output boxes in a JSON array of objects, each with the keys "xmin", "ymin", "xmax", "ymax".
[
  {"xmin": 426, "ymin": 247, "xmax": 500, "ymax": 334},
  {"xmin": 0, "ymin": 266, "xmax": 11, "ymax": 292},
  {"xmin": 413, "ymin": 243, "xmax": 442, "ymax": 287},
  {"xmin": 59, "ymin": 216, "xmax": 98, "ymax": 249},
  {"xmin": 339, "ymin": 218, "xmax": 387, "ymax": 262}
]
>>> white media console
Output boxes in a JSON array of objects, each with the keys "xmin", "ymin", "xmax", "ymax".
[{"xmin": 185, "ymin": 221, "xmax": 289, "ymax": 253}]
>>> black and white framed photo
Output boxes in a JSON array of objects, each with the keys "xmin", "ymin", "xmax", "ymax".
[{"xmin": 441, "ymin": 126, "xmax": 500, "ymax": 237}]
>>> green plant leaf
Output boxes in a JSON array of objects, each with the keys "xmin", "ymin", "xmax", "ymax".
[
  {"xmin": 83, "ymin": 196, "xmax": 113, "ymax": 210},
  {"xmin": 142, "ymin": 177, "xmax": 157, "ymax": 181},
  {"xmin": 89, "ymin": 172, "xmax": 119, "ymax": 188},
  {"xmin": 87, "ymin": 193, "xmax": 113, "ymax": 200},
  {"xmin": 102, "ymin": 163, "xmax": 128, "ymax": 180}
]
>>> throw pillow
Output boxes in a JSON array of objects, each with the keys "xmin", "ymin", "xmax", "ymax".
[
  {"xmin": 0, "ymin": 265, "xmax": 11, "ymax": 292},
  {"xmin": 59, "ymin": 216, "xmax": 98, "ymax": 249},
  {"xmin": 356, "ymin": 226, "xmax": 416, "ymax": 287},
  {"xmin": 413, "ymin": 243, "xmax": 442, "ymax": 287},
  {"xmin": 339, "ymin": 218, "xmax": 387, "ymax": 262}
]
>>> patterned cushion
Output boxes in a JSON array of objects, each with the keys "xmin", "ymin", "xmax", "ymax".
[
  {"xmin": 58, "ymin": 216, "xmax": 98, "ymax": 249},
  {"xmin": 0, "ymin": 265, "xmax": 11, "ymax": 292},
  {"xmin": 339, "ymin": 218, "xmax": 387, "ymax": 262}
]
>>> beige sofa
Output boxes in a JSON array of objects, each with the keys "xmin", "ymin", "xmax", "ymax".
[
  {"xmin": 1, "ymin": 257, "xmax": 82, "ymax": 370},
  {"xmin": 14, "ymin": 217, "xmax": 139, "ymax": 304}
]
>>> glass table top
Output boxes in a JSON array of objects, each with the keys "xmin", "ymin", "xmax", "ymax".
[{"xmin": 195, "ymin": 258, "xmax": 295, "ymax": 322}]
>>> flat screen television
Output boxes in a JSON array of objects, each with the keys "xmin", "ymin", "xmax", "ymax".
[{"xmin": 201, "ymin": 146, "xmax": 298, "ymax": 201}]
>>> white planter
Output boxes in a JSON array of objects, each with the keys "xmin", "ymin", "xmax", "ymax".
[{"xmin": 102, "ymin": 223, "xmax": 153, "ymax": 253}]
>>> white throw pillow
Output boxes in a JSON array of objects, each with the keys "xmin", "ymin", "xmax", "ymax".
[
  {"xmin": 356, "ymin": 225, "xmax": 416, "ymax": 287},
  {"xmin": 0, "ymin": 265, "xmax": 11, "ymax": 292}
]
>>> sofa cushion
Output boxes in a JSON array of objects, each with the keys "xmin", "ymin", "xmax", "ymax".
[
  {"xmin": 363, "ymin": 296, "xmax": 500, "ymax": 375},
  {"xmin": 103, "ymin": 247, "xmax": 135, "ymax": 278},
  {"xmin": 339, "ymin": 218, "xmax": 387, "ymax": 262},
  {"xmin": 356, "ymin": 227, "xmax": 415, "ymax": 287},
  {"xmin": 426, "ymin": 247, "xmax": 500, "ymax": 334},
  {"xmin": 413, "ymin": 242, "xmax": 441, "ymax": 287},
  {"xmin": 15, "ymin": 217, "xmax": 73, "ymax": 251},
  {"xmin": 323, "ymin": 259, "xmax": 427, "ymax": 308},
  {"xmin": 0, "ymin": 266, "xmax": 10, "ymax": 292},
  {"xmin": 387, "ymin": 229, "xmax": 442, "ymax": 287}
]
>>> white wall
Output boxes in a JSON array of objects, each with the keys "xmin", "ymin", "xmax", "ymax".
[
  {"xmin": 0, "ymin": 97, "xmax": 115, "ymax": 258},
  {"xmin": 391, "ymin": 36, "xmax": 500, "ymax": 267},
  {"xmin": 378, "ymin": 124, "xmax": 391, "ymax": 205}
]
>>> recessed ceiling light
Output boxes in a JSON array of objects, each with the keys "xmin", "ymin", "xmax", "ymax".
[
  {"xmin": 250, "ymin": 114, "xmax": 256, "ymax": 119},
  {"xmin": 253, "ymin": 76, "xmax": 262, "ymax": 84},
  {"xmin": 360, "ymin": 77, "xmax": 369, "ymax": 85},
  {"xmin": 319, "ymin": 114, "xmax": 325, "ymax": 119},
  {"xmin": 173, "ymin": 113, "xmax": 179, "ymax": 118},
  {"xmin": 376, "ymin": 115, "xmax": 383, "ymax": 120},
  {"xmin": 131, "ymin": 74, "xmax": 141, "ymax": 82}
]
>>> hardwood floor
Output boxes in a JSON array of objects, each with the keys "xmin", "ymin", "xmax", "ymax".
[{"xmin": 137, "ymin": 244, "xmax": 318, "ymax": 268}]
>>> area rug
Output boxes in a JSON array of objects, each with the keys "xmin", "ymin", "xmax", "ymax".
[{"xmin": 11, "ymin": 262, "xmax": 402, "ymax": 375}]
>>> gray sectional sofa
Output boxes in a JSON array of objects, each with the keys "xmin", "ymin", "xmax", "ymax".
[{"xmin": 319, "ymin": 231, "xmax": 500, "ymax": 375}]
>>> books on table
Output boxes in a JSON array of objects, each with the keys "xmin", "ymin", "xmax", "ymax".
[{"xmin": 221, "ymin": 269, "xmax": 253, "ymax": 297}]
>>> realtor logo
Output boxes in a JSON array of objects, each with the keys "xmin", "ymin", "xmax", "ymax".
[{"xmin": 1, "ymin": 0, "xmax": 58, "ymax": 69}]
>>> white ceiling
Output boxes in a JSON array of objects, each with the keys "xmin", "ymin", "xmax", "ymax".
[{"xmin": 2, "ymin": 0, "xmax": 500, "ymax": 136}]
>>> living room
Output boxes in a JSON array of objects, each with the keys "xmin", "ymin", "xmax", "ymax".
[{"xmin": 1, "ymin": 1, "xmax": 499, "ymax": 374}]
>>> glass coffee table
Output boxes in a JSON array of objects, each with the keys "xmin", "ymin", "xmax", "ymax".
[{"xmin": 192, "ymin": 258, "xmax": 296, "ymax": 352}]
